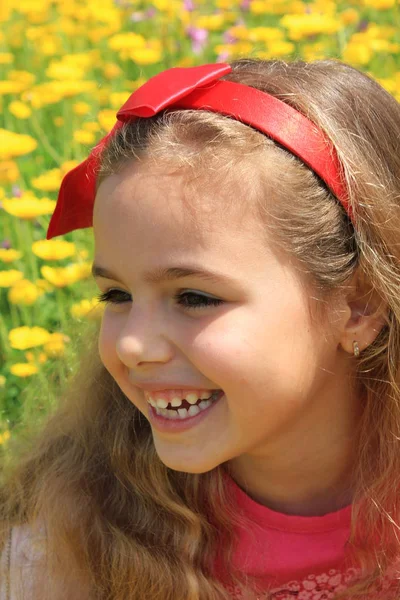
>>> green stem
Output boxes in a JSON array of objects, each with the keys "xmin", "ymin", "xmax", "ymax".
[
  {"xmin": 0, "ymin": 309, "xmax": 11, "ymax": 361},
  {"xmin": 55, "ymin": 287, "xmax": 68, "ymax": 332},
  {"xmin": 22, "ymin": 220, "xmax": 40, "ymax": 282},
  {"xmin": 30, "ymin": 111, "xmax": 64, "ymax": 165},
  {"xmin": 9, "ymin": 302, "xmax": 20, "ymax": 329}
]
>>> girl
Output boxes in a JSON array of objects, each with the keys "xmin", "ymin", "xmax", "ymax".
[{"xmin": 1, "ymin": 57, "xmax": 400, "ymax": 600}]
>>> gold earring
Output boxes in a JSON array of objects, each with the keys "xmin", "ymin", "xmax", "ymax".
[{"xmin": 353, "ymin": 341, "xmax": 360, "ymax": 357}]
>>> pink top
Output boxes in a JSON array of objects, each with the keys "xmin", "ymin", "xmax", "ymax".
[
  {"xmin": 1, "ymin": 474, "xmax": 398, "ymax": 599},
  {"xmin": 214, "ymin": 472, "xmax": 399, "ymax": 599}
]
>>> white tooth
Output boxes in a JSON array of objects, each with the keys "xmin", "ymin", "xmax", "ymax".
[
  {"xmin": 188, "ymin": 405, "xmax": 200, "ymax": 416},
  {"xmin": 156, "ymin": 407, "xmax": 169, "ymax": 416},
  {"xmin": 149, "ymin": 398, "xmax": 157, "ymax": 407},
  {"xmin": 185, "ymin": 393, "xmax": 199, "ymax": 405},
  {"xmin": 198, "ymin": 399, "xmax": 211, "ymax": 411},
  {"xmin": 165, "ymin": 409, "xmax": 179, "ymax": 420},
  {"xmin": 155, "ymin": 398, "xmax": 168, "ymax": 409},
  {"xmin": 199, "ymin": 391, "xmax": 213, "ymax": 399},
  {"xmin": 171, "ymin": 396, "xmax": 183, "ymax": 408},
  {"xmin": 178, "ymin": 408, "xmax": 190, "ymax": 419}
]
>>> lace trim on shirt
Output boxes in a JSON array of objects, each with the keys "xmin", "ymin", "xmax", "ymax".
[{"xmin": 223, "ymin": 566, "xmax": 399, "ymax": 599}]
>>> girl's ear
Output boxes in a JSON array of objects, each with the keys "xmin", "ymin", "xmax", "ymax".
[{"xmin": 338, "ymin": 270, "xmax": 388, "ymax": 356}]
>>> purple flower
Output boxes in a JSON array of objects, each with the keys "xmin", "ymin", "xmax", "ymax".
[
  {"xmin": 216, "ymin": 52, "xmax": 231, "ymax": 62},
  {"xmin": 186, "ymin": 26, "xmax": 209, "ymax": 54},
  {"xmin": 223, "ymin": 30, "xmax": 237, "ymax": 44},
  {"xmin": 240, "ymin": 0, "xmax": 251, "ymax": 10},
  {"xmin": 1, "ymin": 239, "xmax": 12, "ymax": 249},
  {"xmin": 183, "ymin": 0, "xmax": 195, "ymax": 11},
  {"xmin": 12, "ymin": 185, "xmax": 21, "ymax": 197},
  {"xmin": 357, "ymin": 19, "xmax": 369, "ymax": 32},
  {"xmin": 130, "ymin": 11, "xmax": 145, "ymax": 22},
  {"xmin": 130, "ymin": 7, "xmax": 156, "ymax": 21}
]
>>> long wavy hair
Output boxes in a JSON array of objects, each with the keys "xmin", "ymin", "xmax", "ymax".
[{"xmin": 1, "ymin": 58, "xmax": 400, "ymax": 599}]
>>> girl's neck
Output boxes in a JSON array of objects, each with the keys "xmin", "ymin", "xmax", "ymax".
[
  {"xmin": 225, "ymin": 459, "xmax": 354, "ymax": 517},
  {"xmin": 225, "ymin": 409, "xmax": 360, "ymax": 517}
]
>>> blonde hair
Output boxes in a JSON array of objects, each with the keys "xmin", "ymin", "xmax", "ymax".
[{"xmin": 1, "ymin": 58, "xmax": 400, "ymax": 599}]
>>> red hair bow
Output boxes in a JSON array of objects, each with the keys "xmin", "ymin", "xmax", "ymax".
[{"xmin": 46, "ymin": 63, "xmax": 351, "ymax": 239}]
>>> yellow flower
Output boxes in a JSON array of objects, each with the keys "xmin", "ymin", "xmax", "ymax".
[
  {"xmin": 98, "ymin": 109, "xmax": 115, "ymax": 132},
  {"xmin": 280, "ymin": 13, "xmax": 341, "ymax": 40},
  {"xmin": 302, "ymin": 41, "xmax": 330, "ymax": 61},
  {"xmin": 32, "ymin": 239, "xmax": 76, "ymax": 260},
  {"xmin": 0, "ymin": 160, "xmax": 20, "ymax": 184},
  {"xmin": 342, "ymin": 42, "xmax": 372, "ymax": 66},
  {"xmin": 49, "ymin": 80, "xmax": 97, "ymax": 99},
  {"xmin": 73, "ymin": 101, "xmax": 91, "ymax": 115},
  {"xmin": 23, "ymin": 83, "xmax": 62, "ymax": 109},
  {"xmin": 0, "ymin": 249, "xmax": 22, "ymax": 263},
  {"xmin": 82, "ymin": 121, "xmax": 100, "ymax": 132},
  {"xmin": 53, "ymin": 117, "xmax": 64, "ymax": 127},
  {"xmin": 35, "ymin": 278, "xmax": 54, "ymax": 292},
  {"xmin": 109, "ymin": 32, "xmax": 145, "ymax": 51},
  {"xmin": 9, "ymin": 326, "xmax": 52, "ymax": 350},
  {"xmin": 0, "ymin": 270, "xmax": 24, "ymax": 287},
  {"xmin": 0, "ymin": 130, "xmax": 37, "ymax": 159},
  {"xmin": 195, "ymin": 14, "xmax": 225, "ymax": 30},
  {"xmin": 369, "ymin": 39, "xmax": 391, "ymax": 52},
  {"xmin": 226, "ymin": 41, "xmax": 253, "ymax": 57},
  {"xmin": 44, "ymin": 332, "xmax": 70, "ymax": 357},
  {"xmin": 130, "ymin": 46, "xmax": 162, "ymax": 66},
  {"xmin": 0, "ymin": 52, "xmax": 13, "ymax": 64},
  {"xmin": 8, "ymin": 70, "xmax": 36, "ymax": 86},
  {"xmin": 0, "ymin": 81, "xmax": 26, "ymax": 95},
  {"xmin": 363, "ymin": 0, "xmax": 395, "ymax": 6},
  {"xmin": 70, "ymin": 297, "xmax": 105, "ymax": 320},
  {"xmin": 103, "ymin": 62, "xmax": 122, "ymax": 79},
  {"xmin": 39, "ymin": 35, "xmax": 60, "ymax": 56},
  {"xmin": 174, "ymin": 57, "xmax": 195, "ymax": 68},
  {"xmin": 376, "ymin": 77, "xmax": 396, "ymax": 94},
  {"xmin": 31, "ymin": 168, "xmax": 61, "ymax": 191},
  {"xmin": 46, "ymin": 60, "xmax": 85, "ymax": 80},
  {"xmin": 264, "ymin": 40, "xmax": 295, "ymax": 57},
  {"xmin": 73, "ymin": 129, "xmax": 95, "ymax": 144},
  {"xmin": 0, "ymin": 430, "xmax": 11, "ymax": 444},
  {"xmin": 10, "ymin": 363, "xmax": 39, "ymax": 377},
  {"xmin": 8, "ymin": 279, "xmax": 44, "ymax": 305},
  {"xmin": 61, "ymin": 160, "xmax": 79, "ymax": 174},
  {"xmin": 110, "ymin": 91, "xmax": 131, "ymax": 109},
  {"xmin": 25, "ymin": 351, "xmax": 47, "ymax": 364},
  {"xmin": 340, "ymin": 8, "xmax": 359, "ymax": 26},
  {"xmin": 247, "ymin": 27, "xmax": 284, "ymax": 42},
  {"xmin": 0, "ymin": 375, "xmax": 6, "ymax": 388},
  {"xmin": 8, "ymin": 101, "xmax": 32, "ymax": 119},
  {"xmin": 250, "ymin": 0, "xmax": 299, "ymax": 15},
  {"xmin": 2, "ymin": 195, "xmax": 56, "ymax": 219},
  {"xmin": 41, "ymin": 262, "xmax": 92, "ymax": 287}
]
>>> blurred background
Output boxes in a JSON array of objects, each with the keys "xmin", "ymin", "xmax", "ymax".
[{"xmin": 0, "ymin": 0, "xmax": 399, "ymax": 452}]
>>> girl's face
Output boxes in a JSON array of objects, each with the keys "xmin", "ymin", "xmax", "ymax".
[{"xmin": 93, "ymin": 161, "xmax": 354, "ymax": 474}]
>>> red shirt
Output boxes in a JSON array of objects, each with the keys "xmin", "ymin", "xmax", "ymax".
[{"xmin": 213, "ymin": 472, "xmax": 399, "ymax": 599}]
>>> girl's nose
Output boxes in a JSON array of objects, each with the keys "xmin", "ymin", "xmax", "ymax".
[{"xmin": 115, "ymin": 307, "xmax": 174, "ymax": 368}]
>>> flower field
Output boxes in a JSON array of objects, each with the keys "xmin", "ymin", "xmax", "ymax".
[{"xmin": 0, "ymin": 0, "xmax": 399, "ymax": 449}]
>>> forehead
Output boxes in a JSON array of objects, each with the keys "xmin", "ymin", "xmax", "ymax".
[{"xmin": 93, "ymin": 160, "xmax": 266, "ymax": 250}]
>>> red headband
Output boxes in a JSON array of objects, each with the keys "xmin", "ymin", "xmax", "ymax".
[{"xmin": 46, "ymin": 63, "xmax": 352, "ymax": 239}]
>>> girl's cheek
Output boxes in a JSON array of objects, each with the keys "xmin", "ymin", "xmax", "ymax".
[{"xmin": 98, "ymin": 314, "xmax": 119, "ymax": 371}]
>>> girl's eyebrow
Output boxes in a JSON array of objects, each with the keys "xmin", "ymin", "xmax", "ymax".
[{"xmin": 91, "ymin": 264, "xmax": 238, "ymax": 286}]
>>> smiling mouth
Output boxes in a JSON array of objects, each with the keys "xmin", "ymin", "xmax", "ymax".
[{"xmin": 150, "ymin": 390, "xmax": 223, "ymax": 420}]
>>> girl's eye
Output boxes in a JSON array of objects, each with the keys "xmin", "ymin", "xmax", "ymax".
[
  {"xmin": 96, "ymin": 290, "xmax": 223, "ymax": 310},
  {"xmin": 173, "ymin": 291, "xmax": 223, "ymax": 310},
  {"xmin": 96, "ymin": 290, "xmax": 131, "ymax": 305}
]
